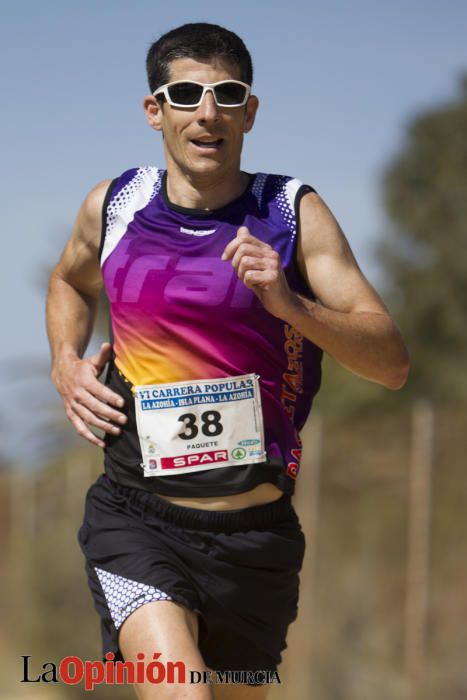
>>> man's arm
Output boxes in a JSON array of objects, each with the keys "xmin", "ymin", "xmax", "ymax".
[
  {"xmin": 46, "ymin": 180, "xmax": 127, "ymax": 447},
  {"xmin": 291, "ymin": 191, "xmax": 409, "ymax": 388},
  {"xmin": 221, "ymin": 192, "xmax": 409, "ymax": 390}
]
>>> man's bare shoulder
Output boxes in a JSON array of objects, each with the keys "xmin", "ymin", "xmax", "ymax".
[
  {"xmin": 298, "ymin": 190, "xmax": 348, "ymax": 257},
  {"xmin": 77, "ymin": 178, "xmax": 114, "ymax": 247},
  {"xmin": 50, "ymin": 179, "xmax": 114, "ymax": 295}
]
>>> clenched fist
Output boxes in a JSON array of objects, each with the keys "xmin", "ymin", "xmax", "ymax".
[{"xmin": 221, "ymin": 226, "xmax": 298, "ymax": 320}]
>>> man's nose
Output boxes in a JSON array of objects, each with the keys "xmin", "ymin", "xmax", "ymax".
[{"xmin": 196, "ymin": 89, "xmax": 220, "ymax": 121}]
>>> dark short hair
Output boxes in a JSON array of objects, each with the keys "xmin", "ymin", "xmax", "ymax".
[{"xmin": 146, "ymin": 23, "xmax": 253, "ymax": 93}]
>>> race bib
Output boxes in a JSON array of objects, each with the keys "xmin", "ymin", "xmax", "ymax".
[{"xmin": 134, "ymin": 374, "xmax": 266, "ymax": 477}]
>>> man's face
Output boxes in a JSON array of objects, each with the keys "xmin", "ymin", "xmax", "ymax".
[{"xmin": 146, "ymin": 56, "xmax": 258, "ymax": 180}]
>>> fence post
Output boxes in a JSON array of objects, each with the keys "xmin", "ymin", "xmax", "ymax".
[
  {"xmin": 9, "ymin": 469, "xmax": 36, "ymax": 552},
  {"xmin": 276, "ymin": 413, "xmax": 323, "ymax": 700},
  {"xmin": 405, "ymin": 400, "xmax": 434, "ymax": 694},
  {"xmin": 65, "ymin": 450, "xmax": 93, "ymax": 521}
]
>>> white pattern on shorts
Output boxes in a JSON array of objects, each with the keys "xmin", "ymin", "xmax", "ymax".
[{"xmin": 95, "ymin": 567, "xmax": 172, "ymax": 630}]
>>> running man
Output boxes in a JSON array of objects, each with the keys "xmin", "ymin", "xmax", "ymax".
[{"xmin": 46, "ymin": 23, "xmax": 409, "ymax": 700}]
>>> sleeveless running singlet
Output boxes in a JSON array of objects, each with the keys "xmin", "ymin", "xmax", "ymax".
[{"xmin": 100, "ymin": 168, "xmax": 322, "ymax": 496}]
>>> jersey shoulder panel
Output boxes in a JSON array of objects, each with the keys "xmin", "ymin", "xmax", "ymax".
[
  {"xmin": 251, "ymin": 173, "xmax": 317, "ymax": 242},
  {"xmin": 100, "ymin": 166, "xmax": 163, "ymax": 264}
]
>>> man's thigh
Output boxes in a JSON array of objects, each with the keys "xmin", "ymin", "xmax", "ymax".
[{"xmin": 119, "ymin": 599, "xmax": 212, "ymax": 700}]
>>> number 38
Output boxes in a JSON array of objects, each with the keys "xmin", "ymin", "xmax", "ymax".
[{"xmin": 178, "ymin": 411, "xmax": 223, "ymax": 440}]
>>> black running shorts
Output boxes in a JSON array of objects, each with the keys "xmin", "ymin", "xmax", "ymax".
[{"xmin": 78, "ymin": 473, "xmax": 306, "ymax": 676}]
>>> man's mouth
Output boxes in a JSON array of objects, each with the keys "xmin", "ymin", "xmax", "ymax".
[{"xmin": 191, "ymin": 138, "xmax": 224, "ymax": 149}]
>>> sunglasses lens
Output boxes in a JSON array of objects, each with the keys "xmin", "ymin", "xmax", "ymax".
[
  {"xmin": 163, "ymin": 81, "xmax": 249, "ymax": 107},
  {"xmin": 167, "ymin": 82, "xmax": 204, "ymax": 105},
  {"xmin": 214, "ymin": 82, "xmax": 248, "ymax": 105}
]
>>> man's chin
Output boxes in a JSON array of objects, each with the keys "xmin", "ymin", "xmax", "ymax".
[{"xmin": 184, "ymin": 158, "xmax": 227, "ymax": 178}]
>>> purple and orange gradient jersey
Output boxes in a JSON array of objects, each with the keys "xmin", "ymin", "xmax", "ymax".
[{"xmin": 101, "ymin": 167, "xmax": 322, "ymax": 496}]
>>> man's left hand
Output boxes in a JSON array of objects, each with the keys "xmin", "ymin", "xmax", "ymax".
[{"xmin": 221, "ymin": 226, "xmax": 297, "ymax": 320}]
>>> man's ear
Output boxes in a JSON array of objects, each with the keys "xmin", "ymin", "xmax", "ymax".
[
  {"xmin": 243, "ymin": 95, "xmax": 259, "ymax": 134},
  {"xmin": 143, "ymin": 95, "xmax": 163, "ymax": 132}
]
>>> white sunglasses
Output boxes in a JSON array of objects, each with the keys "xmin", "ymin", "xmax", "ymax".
[{"xmin": 153, "ymin": 79, "xmax": 251, "ymax": 108}]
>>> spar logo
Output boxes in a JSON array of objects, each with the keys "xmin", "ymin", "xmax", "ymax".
[
  {"xmin": 231, "ymin": 447, "xmax": 246, "ymax": 460},
  {"xmin": 160, "ymin": 450, "xmax": 228, "ymax": 470}
]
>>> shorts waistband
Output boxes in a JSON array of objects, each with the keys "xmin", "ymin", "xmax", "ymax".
[{"xmin": 103, "ymin": 475, "xmax": 294, "ymax": 533}]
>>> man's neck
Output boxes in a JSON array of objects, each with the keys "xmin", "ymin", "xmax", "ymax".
[{"xmin": 165, "ymin": 165, "xmax": 250, "ymax": 211}]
